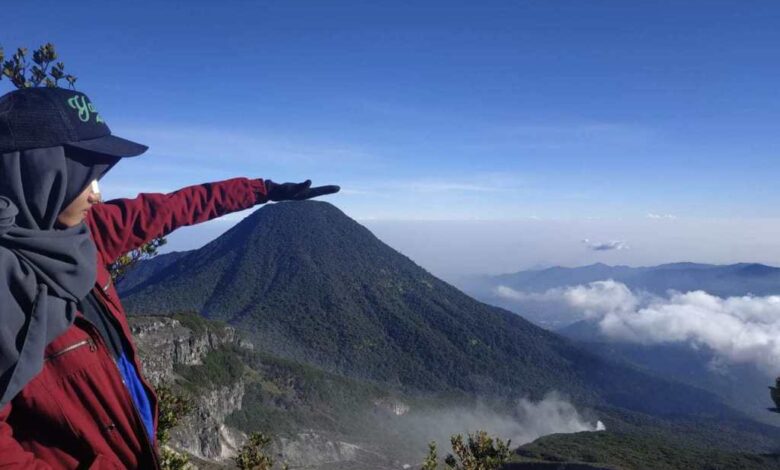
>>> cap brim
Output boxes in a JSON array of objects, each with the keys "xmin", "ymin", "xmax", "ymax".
[{"xmin": 65, "ymin": 134, "xmax": 148, "ymax": 158}]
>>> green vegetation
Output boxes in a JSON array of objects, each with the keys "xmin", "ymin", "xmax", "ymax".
[
  {"xmin": 171, "ymin": 310, "xmax": 229, "ymax": 335},
  {"xmin": 120, "ymin": 201, "xmax": 727, "ymax": 417},
  {"xmin": 156, "ymin": 383, "xmax": 195, "ymax": 444},
  {"xmin": 233, "ymin": 432, "xmax": 289, "ymax": 470},
  {"xmin": 514, "ymin": 431, "xmax": 780, "ymax": 470},
  {"xmin": 155, "ymin": 383, "xmax": 194, "ymax": 470},
  {"xmin": 422, "ymin": 442, "xmax": 438, "ymax": 470},
  {"xmin": 159, "ymin": 444, "xmax": 190, "ymax": 470},
  {"xmin": 110, "ymin": 236, "xmax": 167, "ymax": 284},
  {"xmin": 121, "ymin": 201, "xmax": 780, "ymax": 456},
  {"xmin": 444, "ymin": 431, "xmax": 511, "ymax": 470},
  {"xmin": 226, "ymin": 348, "xmax": 387, "ymax": 438},
  {"xmin": 133, "ymin": 311, "xmax": 780, "ymax": 469},
  {"xmin": 421, "ymin": 431, "xmax": 510, "ymax": 470},
  {"xmin": 1, "ymin": 43, "xmax": 76, "ymax": 88},
  {"xmin": 173, "ymin": 345, "xmax": 246, "ymax": 392}
]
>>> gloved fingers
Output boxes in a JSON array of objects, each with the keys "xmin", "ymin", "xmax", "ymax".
[
  {"xmin": 298, "ymin": 184, "xmax": 340, "ymax": 199},
  {"xmin": 294, "ymin": 179, "xmax": 312, "ymax": 192},
  {"xmin": 264, "ymin": 179, "xmax": 339, "ymax": 201}
]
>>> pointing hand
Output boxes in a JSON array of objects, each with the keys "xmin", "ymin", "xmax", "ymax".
[{"xmin": 263, "ymin": 179, "xmax": 340, "ymax": 202}]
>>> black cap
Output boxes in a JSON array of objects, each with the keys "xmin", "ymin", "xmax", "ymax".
[{"xmin": 0, "ymin": 87, "xmax": 148, "ymax": 157}]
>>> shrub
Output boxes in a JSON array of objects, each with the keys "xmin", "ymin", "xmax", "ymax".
[
  {"xmin": 422, "ymin": 430, "xmax": 510, "ymax": 470},
  {"xmin": 156, "ymin": 383, "xmax": 195, "ymax": 470},
  {"xmin": 234, "ymin": 432, "xmax": 289, "ymax": 470}
]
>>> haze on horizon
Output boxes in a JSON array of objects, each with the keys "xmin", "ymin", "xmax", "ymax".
[{"xmin": 154, "ymin": 210, "xmax": 780, "ymax": 282}]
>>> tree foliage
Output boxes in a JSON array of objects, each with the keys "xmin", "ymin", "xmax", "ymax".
[
  {"xmin": 422, "ymin": 441, "xmax": 438, "ymax": 470},
  {"xmin": 156, "ymin": 383, "xmax": 194, "ymax": 445},
  {"xmin": 516, "ymin": 430, "xmax": 780, "ymax": 470},
  {"xmin": 422, "ymin": 430, "xmax": 510, "ymax": 470},
  {"xmin": 109, "ymin": 236, "xmax": 167, "ymax": 284},
  {"xmin": 0, "ymin": 43, "xmax": 76, "ymax": 89},
  {"xmin": 234, "ymin": 432, "xmax": 289, "ymax": 470},
  {"xmin": 445, "ymin": 431, "xmax": 511, "ymax": 470},
  {"xmin": 155, "ymin": 383, "xmax": 194, "ymax": 470}
]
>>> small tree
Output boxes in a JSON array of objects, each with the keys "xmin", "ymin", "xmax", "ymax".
[
  {"xmin": 156, "ymin": 383, "xmax": 194, "ymax": 444},
  {"xmin": 422, "ymin": 430, "xmax": 511, "ymax": 470},
  {"xmin": 1, "ymin": 42, "xmax": 77, "ymax": 88},
  {"xmin": 234, "ymin": 432, "xmax": 289, "ymax": 470},
  {"xmin": 159, "ymin": 446, "xmax": 190, "ymax": 470},
  {"xmin": 422, "ymin": 441, "xmax": 439, "ymax": 470},
  {"xmin": 109, "ymin": 236, "xmax": 167, "ymax": 284},
  {"xmin": 156, "ymin": 383, "xmax": 195, "ymax": 470}
]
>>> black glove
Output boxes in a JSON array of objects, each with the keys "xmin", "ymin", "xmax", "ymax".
[{"xmin": 264, "ymin": 179, "xmax": 340, "ymax": 202}]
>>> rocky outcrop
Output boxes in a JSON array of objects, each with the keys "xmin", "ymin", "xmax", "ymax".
[
  {"xmin": 272, "ymin": 432, "xmax": 361, "ymax": 467},
  {"xmin": 129, "ymin": 315, "xmax": 250, "ymax": 464},
  {"xmin": 168, "ymin": 381, "xmax": 247, "ymax": 461},
  {"xmin": 129, "ymin": 314, "xmax": 392, "ymax": 469},
  {"xmin": 130, "ymin": 315, "xmax": 252, "ymax": 384}
]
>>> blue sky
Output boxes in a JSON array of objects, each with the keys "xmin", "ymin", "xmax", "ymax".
[{"xmin": 4, "ymin": 1, "xmax": 780, "ymax": 275}]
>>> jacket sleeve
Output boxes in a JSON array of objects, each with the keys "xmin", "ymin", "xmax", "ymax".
[
  {"xmin": 86, "ymin": 177, "xmax": 268, "ymax": 265},
  {"xmin": 0, "ymin": 402, "xmax": 54, "ymax": 469}
]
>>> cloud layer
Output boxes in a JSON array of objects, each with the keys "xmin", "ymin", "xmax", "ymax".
[{"xmin": 562, "ymin": 281, "xmax": 780, "ymax": 376}]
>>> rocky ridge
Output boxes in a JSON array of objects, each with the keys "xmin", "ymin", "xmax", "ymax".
[
  {"xmin": 129, "ymin": 314, "xmax": 392, "ymax": 469},
  {"xmin": 130, "ymin": 315, "xmax": 250, "ymax": 463}
]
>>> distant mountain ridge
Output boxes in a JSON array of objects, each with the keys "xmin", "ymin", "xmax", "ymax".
[
  {"xmin": 118, "ymin": 250, "xmax": 191, "ymax": 291},
  {"xmin": 451, "ymin": 262, "xmax": 780, "ymax": 425},
  {"xmin": 116, "ymin": 201, "xmax": 780, "ymax": 449},
  {"xmin": 469, "ymin": 261, "xmax": 780, "ymax": 297},
  {"xmin": 455, "ymin": 261, "xmax": 780, "ymax": 329}
]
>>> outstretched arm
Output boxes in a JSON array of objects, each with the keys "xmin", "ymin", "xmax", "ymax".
[{"xmin": 86, "ymin": 177, "xmax": 268, "ymax": 265}]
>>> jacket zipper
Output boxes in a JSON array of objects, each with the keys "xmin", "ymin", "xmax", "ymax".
[
  {"xmin": 75, "ymin": 315, "xmax": 162, "ymax": 470},
  {"xmin": 107, "ymin": 349, "xmax": 162, "ymax": 470},
  {"xmin": 90, "ymin": 281, "xmax": 162, "ymax": 469},
  {"xmin": 45, "ymin": 338, "xmax": 97, "ymax": 361},
  {"xmin": 95, "ymin": 281, "xmax": 161, "ymax": 431}
]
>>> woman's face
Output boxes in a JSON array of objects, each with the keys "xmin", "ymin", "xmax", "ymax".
[{"xmin": 56, "ymin": 179, "xmax": 101, "ymax": 228}]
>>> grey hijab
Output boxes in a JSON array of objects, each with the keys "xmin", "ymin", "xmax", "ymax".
[{"xmin": 0, "ymin": 145, "xmax": 118, "ymax": 407}]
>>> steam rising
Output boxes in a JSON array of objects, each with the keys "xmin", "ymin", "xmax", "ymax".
[
  {"xmin": 514, "ymin": 392, "xmax": 606, "ymax": 442},
  {"xmin": 397, "ymin": 391, "xmax": 604, "ymax": 456}
]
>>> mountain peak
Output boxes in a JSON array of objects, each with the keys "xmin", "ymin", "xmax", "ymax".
[
  {"xmin": 121, "ymin": 198, "xmax": 591, "ymax": 396},
  {"xmin": 228, "ymin": 199, "xmax": 354, "ymax": 236},
  {"xmin": 118, "ymin": 201, "xmax": 741, "ymax": 419}
]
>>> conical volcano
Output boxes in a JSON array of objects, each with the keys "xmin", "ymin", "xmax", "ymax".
[{"xmin": 120, "ymin": 201, "xmax": 728, "ymax": 415}]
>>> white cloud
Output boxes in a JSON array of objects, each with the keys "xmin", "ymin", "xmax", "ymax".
[
  {"xmin": 558, "ymin": 281, "xmax": 780, "ymax": 376},
  {"xmin": 344, "ymin": 172, "xmax": 525, "ymax": 195},
  {"xmin": 582, "ymin": 238, "xmax": 629, "ymax": 251},
  {"xmin": 494, "ymin": 285, "xmax": 562, "ymax": 302},
  {"xmin": 563, "ymin": 280, "xmax": 639, "ymax": 318},
  {"xmin": 406, "ymin": 181, "xmax": 503, "ymax": 193},
  {"xmin": 647, "ymin": 213, "xmax": 678, "ymax": 220}
]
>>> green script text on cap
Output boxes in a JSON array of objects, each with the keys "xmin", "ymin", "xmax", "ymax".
[{"xmin": 0, "ymin": 87, "xmax": 147, "ymax": 158}]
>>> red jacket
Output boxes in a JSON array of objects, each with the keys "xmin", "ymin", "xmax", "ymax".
[{"xmin": 0, "ymin": 177, "xmax": 268, "ymax": 469}]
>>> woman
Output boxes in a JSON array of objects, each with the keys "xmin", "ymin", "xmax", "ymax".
[{"xmin": 0, "ymin": 87, "xmax": 339, "ymax": 469}]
